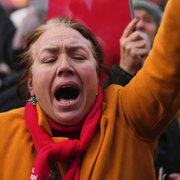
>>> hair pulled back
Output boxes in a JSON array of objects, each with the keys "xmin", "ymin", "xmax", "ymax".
[{"xmin": 17, "ymin": 17, "xmax": 110, "ymax": 101}]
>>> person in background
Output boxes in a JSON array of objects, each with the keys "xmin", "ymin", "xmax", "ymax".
[
  {"xmin": 12, "ymin": 1, "xmax": 48, "ymax": 51},
  {"xmin": 0, "ymin": 0, "xmax": 48, "ymax": 112},
  {"xmin": 0, "ymin": 3, "xmax": 16, "ymax": 79},
  {"xmin": 103, "ymin": 0, "xmax": 163, "ymax": 88},
  {"xmin": 1, "ymin": 0, "xmax": 29, "ymax": 13},
  {"xmin": 133, "ymin": 0, "xmax": 162, "ymax": 47},
  {"xmin": 117, "ymin": 0, "xmax": 163, "ymax": 79}
]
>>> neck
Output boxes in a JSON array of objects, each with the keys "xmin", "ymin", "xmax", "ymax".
[{"xmin": 47, "ymin": 117, "xmax": 85, "ymax": 139}]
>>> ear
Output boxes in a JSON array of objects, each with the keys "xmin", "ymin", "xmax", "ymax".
[
  {"xmin": 28, "ymin": 77, "xmax": 35, "ymax": 97},
  {"xmin": 97, "ymin": 74, "xmax": 100, "ymax": 84}
]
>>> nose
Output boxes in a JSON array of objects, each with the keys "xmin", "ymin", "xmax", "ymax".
[
  {"xmin": 57, "ymin": 56, "xmax": 75, "ymax": 76},
  {"xmin": 136, "ymin": 19, "xmax": 145, "ymax": 31}
]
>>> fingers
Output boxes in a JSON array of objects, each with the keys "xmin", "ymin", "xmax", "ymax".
[
  {"xmin": 127, "ymin": 38, "xmax": 147, "ymax": 49},
  {"xmin": 128, "ymin": 31, "xmax": 144, "ymax": 42},
  {"xmin": 120, "ymin": 37, "xmax": 148, "ymax": 57},
  {"xmin": 120, "ymin": 31, "xmax": 146, "ymax": 52},
  {"xmin": 119, "ymin": 17, "xmax": 149, "ymax": 75},
  {"xmin": 121, "ymin": 17, "xmax": 140, "ymax": 38},
  {"xmin": 130, "ymin": 45, "xmax": 148, "ymax": 57},
  {"xmin": 124, "ymin": 45, "xmax": 148, "ymax": 59},
  {"xmin": 120, "ymin": 31, "xmax": 145, "ymax": 48},
  {"xmin": 169, "ymin": 173, "xmax": 180, "ymax": 180}
]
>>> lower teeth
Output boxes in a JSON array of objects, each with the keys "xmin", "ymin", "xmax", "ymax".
[{"xmin": 60, "ymin": 100, "xmax": 74, "ymax": 104}]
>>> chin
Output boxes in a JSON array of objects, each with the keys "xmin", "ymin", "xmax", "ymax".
[{"xmin": 54, "ymin": 114, "xmax": 82, "ymax": 126}]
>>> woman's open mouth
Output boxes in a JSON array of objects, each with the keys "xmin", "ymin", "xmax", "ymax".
[{"xmin": 55, "ymin": 85, "xmax": 80, "ymax": 104}]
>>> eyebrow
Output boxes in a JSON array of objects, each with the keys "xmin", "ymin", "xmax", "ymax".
[
  {"xmin": 67, "ymin": 45, "xmax": 90, "ymax": 53},
  {"xmin": 40, "ymin": 47, "xmax": 59, "ymax": 55},
  {"xmin": 145, "ymin": 12, "xmax": 155, "ymax": 19},
  {"xmin": 38, "ymin": 47, "xmax": 59, "ymax": 60},
  {"xmin": 39, "ymin": 44, "xmax": 91, "ymax": 59}
]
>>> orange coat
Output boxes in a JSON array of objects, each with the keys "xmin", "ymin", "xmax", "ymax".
[{"xmin": 1, "ymin": 0, "xmax": 180, "ymax": 179}]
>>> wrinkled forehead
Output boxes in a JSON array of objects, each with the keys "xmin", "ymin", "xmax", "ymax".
[{"xmin": 31, "ymin": 26, "xmax": 93, "ymax": 59}]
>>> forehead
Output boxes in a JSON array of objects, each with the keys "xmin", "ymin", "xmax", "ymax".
[
  {"xmin": 134, "ymin": 9, "xmax": 155, "ymax": 20},
  {"xmin": 33, "ymin": 26, "xmax": 91, "ymax": 53}
]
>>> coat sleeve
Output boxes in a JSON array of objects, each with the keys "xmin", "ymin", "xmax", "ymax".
[{"xmin": 118, "ymin": 0, "xmax": 180, "ymax": 142}]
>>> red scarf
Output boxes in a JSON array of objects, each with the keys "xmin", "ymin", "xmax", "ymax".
[{"xmin": 25, "ymin": 86, "xmax": 103, "ymax": 180}]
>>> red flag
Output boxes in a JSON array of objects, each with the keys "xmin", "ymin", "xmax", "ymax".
[{"xmin": 47, "ymin": 0, "xmax": 133, "ymax": 75}]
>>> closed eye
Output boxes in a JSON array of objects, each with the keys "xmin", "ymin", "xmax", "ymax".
[
  {"xmin": 40, "ymin": 47, "xmax": 59, "ymax": 63},
  {"xmin": 43, "ymin": 56, "xmax": 58, "ymax": 63},
  {"xmin": 68, "ymin": 47, "xmax": 88, "ymax": 61},
  {"xmin": 72, "ymin": 56, "xmax": 85, "ymax": 60}
]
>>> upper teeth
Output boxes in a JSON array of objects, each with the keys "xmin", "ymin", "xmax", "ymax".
[{"xmin": 61, "ymin": 85, "xmax": 73, "ymax": 88}]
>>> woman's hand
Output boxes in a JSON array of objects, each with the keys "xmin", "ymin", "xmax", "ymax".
[{"xmin": 119, "ymin": 18, "xmax": 149, "ymax": 76}]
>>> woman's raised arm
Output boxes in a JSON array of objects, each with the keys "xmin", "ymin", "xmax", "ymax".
[{"xmin": 117, "ymin": 0, "xmax": 180, "ymax": 142}]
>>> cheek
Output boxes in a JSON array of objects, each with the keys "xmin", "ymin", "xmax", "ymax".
[
  {"xmin": 147, "ymin": 24, "xmax": 157, "ymax": 34},
  {"xmin": 81, "ymin": 67, "xmax": 99, "ymax": 102},
  {"xmin": 80, "ymin": 64, "xmax": 99, "ymax": 105},
  {"xmin": 80, "ymin": 63, "xmax": 99, "ymax": 85},
  {"xmin": 32, "ymin": 67, "xmax": 54, "ymax": 96}
]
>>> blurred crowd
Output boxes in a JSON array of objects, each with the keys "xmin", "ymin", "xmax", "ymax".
[
  {"xmin": 0, "ymin": 0, "xmax": 180, "ymax": 179},
  {"xmin": 0, "ymin": 0, "xmax": 48, "ymax": 110}
]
